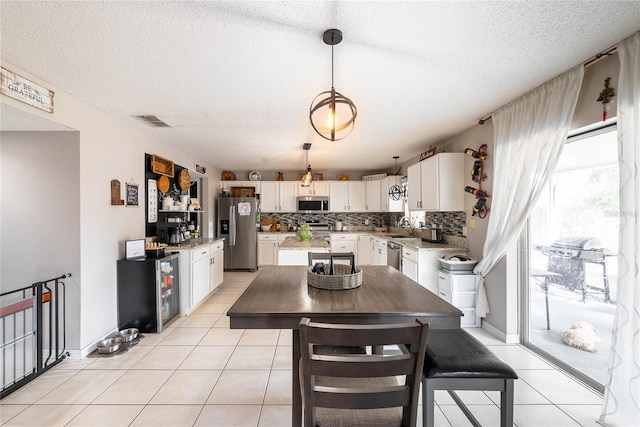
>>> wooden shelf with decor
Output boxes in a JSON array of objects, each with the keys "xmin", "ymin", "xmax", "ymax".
[{"xmin": 151, "ymin": 154, "xmax": 175, "ymax": 177}]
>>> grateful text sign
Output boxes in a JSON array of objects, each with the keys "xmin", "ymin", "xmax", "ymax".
[{"xmin": 1, "ymin": 67, "xmax": 54, "ymax": 113}]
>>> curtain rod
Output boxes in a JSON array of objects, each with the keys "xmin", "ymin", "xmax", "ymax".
[{"xmin": 478, "ymin": 46, "xmax": 618, "ymax": 125}]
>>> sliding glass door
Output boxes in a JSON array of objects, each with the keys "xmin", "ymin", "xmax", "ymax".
[{"xmin": 523, "ymin": 125, "xmax": 619, "ymax": 391}]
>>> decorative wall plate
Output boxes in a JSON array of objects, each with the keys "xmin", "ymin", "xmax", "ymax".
[
  {"xmin": 157, "ymin": 175, "xmax": 170, "ymax": 193},
  {"xmin": 221, "ymin": 171, "xmax": 236, "ymax": 180},
  {"xmin": 249, "ymin": 171, "xmax": 261, "ymax": 181},
  {"xmin": 178, "ymin": 169, "xmax": 191, "ymax": 191}
]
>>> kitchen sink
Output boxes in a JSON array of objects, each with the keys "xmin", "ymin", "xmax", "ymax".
[{"xmin": 386, "ymin": 234, "xmax": 407, "ymax": 238}]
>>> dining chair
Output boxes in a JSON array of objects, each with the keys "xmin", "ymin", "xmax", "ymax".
[{"xmin": 299, "ymin": 317, "xmax": 430, "ymax": 427}]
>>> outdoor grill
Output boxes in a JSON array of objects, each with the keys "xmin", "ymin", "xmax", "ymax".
[{"xmin": 533, "ymin": 236, "xmax": 612, "ymax": 303}]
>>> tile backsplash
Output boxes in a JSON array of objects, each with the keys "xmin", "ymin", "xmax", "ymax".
[{"xmin": 260, "ymin": 211, "xmax": 466, "ymax": 236}]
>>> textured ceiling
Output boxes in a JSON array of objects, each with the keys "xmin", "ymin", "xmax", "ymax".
[{"xmin": 1, "ymin": 1, "xmax": 638, "ymax": 173}]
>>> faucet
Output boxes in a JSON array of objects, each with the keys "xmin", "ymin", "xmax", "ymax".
[{"xmin": 398, "ymin": 216, "xmax": 411, "ymax": 227}]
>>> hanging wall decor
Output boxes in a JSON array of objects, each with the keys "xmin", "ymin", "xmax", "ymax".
[
  {"xmin": 126, "ymin": 180, "xmax": 139, "ymax": 207},
  {"xmin": 110, "ymin": 179, "xmax": 124, "ymax": 206},
  {"xmin": 596, "ymin": 77, "xmax": 615, "ymax": 121},
  {"xmin": 463, "ymin": 144, "xmax": 490, "ymax": 218},
  {"xmin": 419, "ymin": 147, "xmax": 437, "ymax": 161}
]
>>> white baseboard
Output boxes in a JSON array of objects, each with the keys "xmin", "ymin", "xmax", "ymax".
[
  {"xmin": 482, "ymin": 321, "xmax": 520, "ymax": 344},
  {"xmin": 69, "ymin": 328, "xmax": 119, "ymax": 358}
]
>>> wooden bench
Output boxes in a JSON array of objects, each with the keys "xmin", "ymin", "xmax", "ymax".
[{"xmin": 422, "ymin": 329, "xmax": 518, "ymax": 427}]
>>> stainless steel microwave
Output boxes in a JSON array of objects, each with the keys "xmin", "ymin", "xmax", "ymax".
[{"xmin": 297, "ymin": 196, "xmax": 329, "ymax": 213}]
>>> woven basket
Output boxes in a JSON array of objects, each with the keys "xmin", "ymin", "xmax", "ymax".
[{"xmin": 307, "ymin": 264, "xmax": 363, "ymax": 290}]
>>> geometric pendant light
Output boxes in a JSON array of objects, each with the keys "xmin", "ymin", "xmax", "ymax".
[{"xmin": 309, "ymin": 29, "xmax": 357, "ymax": 141}]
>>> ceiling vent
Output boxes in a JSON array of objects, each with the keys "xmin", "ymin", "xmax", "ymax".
[{"xmin": 132, "ymin": 114, "xmax": 171, "ymax": 127}]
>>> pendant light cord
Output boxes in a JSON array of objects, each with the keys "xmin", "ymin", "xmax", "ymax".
[{"xmin": 331, "ymin": 33, "xmax": 335, "ymax": 89}]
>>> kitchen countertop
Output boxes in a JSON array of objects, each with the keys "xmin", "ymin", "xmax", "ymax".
[
  {"xmin": 278, "ymin": 236, "xmax": 330, "ymax": 250},
  {"xmin": 385, "ymin": 237, "xmax": 466, "ymax": 251},
  {"xmin": 262, "ymin": 230, "xmax": 469, "ymax": 251},
  {"xmin": 164, "ymin": 237, "xmax": 224, "ymax": 250},
  {"xmin": 328, "ymin": 230, "xmax": 468, "ymax": 252}
]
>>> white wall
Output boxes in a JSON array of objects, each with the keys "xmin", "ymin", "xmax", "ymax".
[
  {"xmin": 1, "ymin": 131, "xmax": 80, "ymax": 288},
  {"xmin": 438, "ymin": 121, "xmax": 521, "ymax": 335},
  {"xmin": 1, "ymin": 61, "xmax": 221, "ymax": 355},
  {"xmin": 1, "ymin": 130, "xmax": 82, "ymax": 349},
  {"xmin": 572, "ymin": 53, "xmax": 619, "ymax": 130}
]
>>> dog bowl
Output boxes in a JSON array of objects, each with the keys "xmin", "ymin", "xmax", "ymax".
[
  {"xmin": 97, "ymin": 337, "xmax": 122, "ymax": 354},
  {"xmin": 117, "ymin": 328, "xmax": 139, "ymax": 343}
]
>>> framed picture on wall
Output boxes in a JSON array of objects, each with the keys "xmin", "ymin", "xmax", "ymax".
[{"xmin": 126, "ymin": 182, "xmax": 139, "ymax": 207}]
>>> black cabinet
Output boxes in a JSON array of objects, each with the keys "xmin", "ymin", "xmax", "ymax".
[{"xmin": 117, "ymin": 254, "xmax": 180, "ymax": 333}]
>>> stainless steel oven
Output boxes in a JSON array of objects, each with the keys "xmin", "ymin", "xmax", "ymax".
[{"xmin": 387, "ymin": 241, "xmax": 402, "ymax": 271}]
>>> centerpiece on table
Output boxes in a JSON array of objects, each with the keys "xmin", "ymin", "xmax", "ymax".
[
  {"xmin": 299, "ymin": 223, "xmax": 311, "ymax": 241},
  {"xmin": 307, "ymin": 253, "xmax": 362, "ymax": 290}
]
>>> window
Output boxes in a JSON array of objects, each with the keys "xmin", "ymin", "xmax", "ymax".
[{"xmin": 523, "ymin": 125, "xmax": 619, "ymax": 391}]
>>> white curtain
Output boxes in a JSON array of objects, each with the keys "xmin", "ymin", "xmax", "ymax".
[
  {"xmin": 600, "ymin": 31, "xmax": 640, "ymax": 427},
  {"xmin": 473, "ymin": 66, "xmax": 584, "ymax": 317}
]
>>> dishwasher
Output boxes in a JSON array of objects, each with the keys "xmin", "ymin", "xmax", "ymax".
[{"xmin": 386, "ymin": 241, "xmax": 402, "ymax": 271}]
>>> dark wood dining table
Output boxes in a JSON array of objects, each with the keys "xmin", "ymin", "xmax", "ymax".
[{"xmin": 227, "ymin": 265, "xmax": 462, "ymax": 427}]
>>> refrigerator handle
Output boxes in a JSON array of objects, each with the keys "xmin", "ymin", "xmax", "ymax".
[{"xmin": 229, "ymin": 204, "xmax": 236, "ymax": 246}]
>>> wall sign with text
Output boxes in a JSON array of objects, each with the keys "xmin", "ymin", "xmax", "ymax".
[
  {"xmin": 126, "ymin": 182, "xmax": 139, "ymax": 207},
  {"xmin": 1, "ymin": 67, "xmax": 54, "ymax": 113}
]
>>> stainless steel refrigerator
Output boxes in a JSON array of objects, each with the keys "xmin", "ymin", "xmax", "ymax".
[{"xmin": 217, "ymin": 197, "xmax": 258, "ymax": 270}]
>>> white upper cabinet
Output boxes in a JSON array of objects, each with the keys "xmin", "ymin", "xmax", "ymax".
[
  {"xmin": 330, "ymin": 181, "xmax": 366, "ymax": 212},
  {"xmin": 364, "ymin": 180, "xmax": 382, "ymax": 212},
  {"xmin": 297, "ymin": 181, "xmax": 330, "ymax": 197},
  {"xmin": 381, "ymin": 176, "xmax": 404, "ymax": 212},
  {"xmin": 406, "ymin": 153, "xmax": 464, "ymax": 211},
  {"xmin": 348, "ymin": 181, "xmax": 366, "ymax": 212},
  {"xmin": 260, "ymin": 181, "xmax": 297, "ymax": 212},
  {"xmin": 329, "ymin": 181, "xmax": 348, "ymax": 212},
  {"xmin": 260, "ymin": 182, "xmax": 279, "ymax": 212},
  {"xmin": 279, "ymin": 182, "xmax": 297, "ymax": 212},
  {"xmin": 407, "ymin": 163, "xmax": 422, "ymax": 210}
]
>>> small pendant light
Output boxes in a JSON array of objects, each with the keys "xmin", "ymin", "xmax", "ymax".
[
  {"xmin": 301, "ymin": 143, "xmax": 313, "ymax": 187},
  {"xmin": 310, "ymin": 29, "xmax": 357, "ymax": 141}
]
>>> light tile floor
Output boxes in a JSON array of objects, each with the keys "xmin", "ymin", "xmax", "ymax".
[{"xmin": 1, "ymin": 271, "xmax": 604, "ymax": 427}]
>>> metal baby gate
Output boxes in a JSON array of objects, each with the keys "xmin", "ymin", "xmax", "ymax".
[{"xmin": 1, "ymin": 273, "xmax": 70, "ymax": 399}]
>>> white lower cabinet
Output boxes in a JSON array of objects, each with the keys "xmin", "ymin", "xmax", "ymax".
[
  {"xmin": 330, "ymin": 233, "xmax": 357, "ymax": 255},
  {"xmin": 258, "ymin": 233, "xmax": 278, "ymax": 266},
  {"xmin": 191, "ymin": 245, "xmax": 211, "ymax": 310},
  {"xmin": 279, "ymin": 249, "xmax": 329, "ymax": 266},
  {"xmin": 399, "ymin": 247, "xmax": 452, "ymax": 294},
  {"xmin": 260, "ymin": 232, "xmax": 302, "ymax": 266},
  {"xmin": 176, "ymin": 241, "xmax": 225, "ymax": 316},
  {"xmin": 371, "ymin": 237, "xmax": 387, "ymax": 266},
  {"xmin": 401, "ymin": 247, "xmax": 418, "ymax": 282},
  {"xmin": 210, "ymin": 241, "xmax": 224, "ymax": 291},
  {"xmin": 437, "ymin": 271, "xmax": 481, "ymax": 327},
  {"xmin": 356, "ymin": 235, "xmax": 372, "ymax": 265}
]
